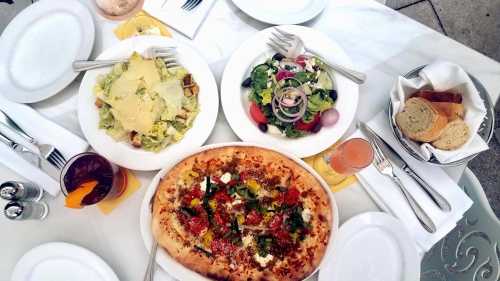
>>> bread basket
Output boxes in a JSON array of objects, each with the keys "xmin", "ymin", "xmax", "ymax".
[{"xmin": 388, "ymin": 65, "xmax": 495, "ymax": 166}]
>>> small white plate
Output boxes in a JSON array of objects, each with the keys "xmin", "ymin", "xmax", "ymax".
[
  {"xmin": 0, "ymin": 0, "xmax": 94, "ymax": 103},
  {"xmin": 221, "ymin": 25, "xmax": 359, "ymax": 158},
  {"xmin": 319, "ymin": 212, "xmax": 420, "ymax": 281},
  {"xmin": 78, "ymin": 36, "xmax": 219, "ymax": 171},
  {"xmin": 231, "ymin": 0, "xmax": 328, "ymax": 25},
  {"xmin": 139, "ymin": 142, "xmax": 339, "ymax": 281},
  {"xmin": 11, "ymin": 242, "xmax": 119, "ymax": 281}
]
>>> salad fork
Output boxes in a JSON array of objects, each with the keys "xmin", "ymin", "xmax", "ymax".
[
  {"xmin": 181, "ymin": 0, "xmax": 203, "ymax": 11},
  {"xmin": 370, "ymin": 135, "xmax": 437, "ymax": 233},
  {"xmin": 0, "ymin": 110, "xmax": 66, "ymax": 170},
  {"xmin": 72, "ymin": 46, "xmax": 178, "ymax": 72},
  {"xmin": 268, "ymin": 28, "xmax": 366, "ymax": 85}
]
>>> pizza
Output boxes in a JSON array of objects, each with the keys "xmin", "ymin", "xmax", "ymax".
[{"xmin": 152, "ymin": 146, "xmax": 333, "ymax": 281}]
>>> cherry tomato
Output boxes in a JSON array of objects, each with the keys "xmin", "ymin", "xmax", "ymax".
[
  {"xmin": 295, "ymin": 55, "xmax": 308, "ymax": 67},
  {"xmin": 246, "ymin": 210, "xmax": 263, "ymax": 225},
  {"xmin": 268, "ymin": 214, "xmax": 284, "ymax": 230},
  {"xmin": 284, "ymin": 187, "xmax": 301, "ymax": 206},
  {"xmin": 295, "ymin": 113, "xmax": 320, "ymax": 132},
  {"xmin": 249, "ymin": 102, "xmax": 268, "ymax": 124},
  {"xmin": 188, "ymin": 216, "xmax": 208, "ymax": 235}
]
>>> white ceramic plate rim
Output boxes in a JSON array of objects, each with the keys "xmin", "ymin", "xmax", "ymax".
[
  {"xmin": 139, "ymin": 142, "xmax": 340, "ymax": 281},
  {"xmin": 78, "ymin": 36, "xmax": 219, "ymax": 171},
  {"xmin": 221, "ymin": 25, "xmax": 359, "ymax": 158},
  {"xmin": 231, "ymin": 0, "xmax": 328, "ymax": 25},
  {"xmin": 0, "ymin": 0, "xmax": 94, "ymax": 103},
  {"xmin": 318, "ymin": 212, "xmax": 420, "ymax": 281},
  {"xmin": 11, "ymin": 242, "xmax": 119, "ymax": 281}
]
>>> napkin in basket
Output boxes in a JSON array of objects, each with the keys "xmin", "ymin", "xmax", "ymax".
[
  {"xmin": 355, "ymin": 111, "xmax": 473, "ymax": 253},
  {"xmin": 0, "ymin": 95, "xmax": 89, "ymax": 196},
  {"xmin": 143, "ymin": 0, "xmax": 216, "ymax": 39},
  {"xmin": 390, "ymin": 61, "xmax": 488, "ymax": 163}
]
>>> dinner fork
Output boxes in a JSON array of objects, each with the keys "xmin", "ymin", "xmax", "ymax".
[
  {"xmin": 181, "ymin": 0, "xmax": 203, "ymax": 11},
  {"xmin": 268, "ymin": 28, "xmax": 367, "ymax": 85},
  {"xmin": 72, "ymin": 46, "xmax": 178, "ymax": 72},
  {"xmin": 370, "ymin": 136, "xmax": 437, "ymax": 233},
  {"xmin": 0, "ymin": 110, "xmax": 66, "ymax": 170}
]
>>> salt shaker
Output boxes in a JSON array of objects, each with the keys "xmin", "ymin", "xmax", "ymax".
[
  {"xmin": 4, "ymin": 201, "xmax": 49, "ymax": 220},
  {"xmin": 0, "ymin": 181, "xmax": 43, "ymax": 201}
]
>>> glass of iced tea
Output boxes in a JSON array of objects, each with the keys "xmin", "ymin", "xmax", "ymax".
[
  {"xmin": 60, "ymin": 152, "xmax": 127, "ymax": 209},
  {"xmin": 329, "ymin": 138, "xmax": 374, "ymax": 176}
]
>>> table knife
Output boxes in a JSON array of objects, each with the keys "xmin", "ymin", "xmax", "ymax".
[
  {"xmin": 0, "ymin": 132, "xmax": 60, "ymax": 180},
  {"xmin": 359, "ymin": 122, "xmax": 452, "ymax": 212}
]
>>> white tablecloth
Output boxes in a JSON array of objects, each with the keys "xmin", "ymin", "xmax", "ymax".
[{"xmin": 1, "ymin": 0, "xmax": 500, "ymax": 280}]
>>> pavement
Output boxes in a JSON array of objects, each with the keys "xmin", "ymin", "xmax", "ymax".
[{"xmin": 386, "ymin": 0, "xmax": 500, "ymax": 218}]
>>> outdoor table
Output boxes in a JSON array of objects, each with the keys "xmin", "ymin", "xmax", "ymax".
[{"xmin": 1, "ymin": 0, "xmax": 499, "ymax": 279}]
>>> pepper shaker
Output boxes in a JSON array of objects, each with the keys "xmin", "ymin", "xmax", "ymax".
[
  {"xmin": 4, "ymin": 201, "xmax": 49, "ymax": 220},
  {"xmin": 0, "ymin": 181, "xmax": 43, "ymax": 201}
]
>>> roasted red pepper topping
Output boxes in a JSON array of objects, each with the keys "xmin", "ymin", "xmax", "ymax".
[
  {"xmin": 182, "ymin": 186, "xmax": 203, "ymax": 205},
  {"xmin": 211, "ymin": 239, "xmax": 235, "ymax": 256},
  {"xmin": 283, "ymin": 187, "xmax": 301, "ymax": 206},
  {"xmin": 268, "ymin": 214, "xmax": 284, "ymax": 230},
  {"xmin": 246, "ymin": 209, "xmax": 263, "ymax": 225},
  {"xmin": 188, "ymin": 216, "xmax": 208, "ymax": 236},
  {"xmin": 214, "ymin": 190, "xmax": 233, "ymax": 203}
]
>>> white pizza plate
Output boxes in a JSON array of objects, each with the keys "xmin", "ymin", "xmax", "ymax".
[
  {"xmin": 11, "ymin": 242, "xmax": 119, "ymax": 281},
  {"xmin": 220, "ymin": 25, "xmax": 359, "ymax": 158},
  {"xmin": 78, "ymin": 36, "xmax": 219, "ymax": 171},
  {"xmin": 231, "ymin": 0, "xmax": 328, "ymax": 25},
  {"xmin": 139, "ymin": 142, "xmax": 340, "ymax": 281},
  {"xmin": 0, "ymin": 0, "xmax": 94, "ymax": 103},
  {"xmin": 319, "ymin": 212, "xmax": 420, "ymax": 281}
]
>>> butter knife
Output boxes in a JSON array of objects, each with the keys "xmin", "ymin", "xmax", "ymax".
[
  {"xmin": 0, "ymin": 132, "xmax": 60, "ymax": 180},
  {"xmin": 359, "ymin": 122, "xmax": 452, "ymax": 212}
]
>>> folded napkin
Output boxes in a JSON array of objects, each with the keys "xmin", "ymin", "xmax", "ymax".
[
  {"xmin": 355, "ymin": 111, "xmax": 473, "ymax": 253},
  {"xmin": 143, "ymin": 0, "xmax": 216, "ymax": 39},
  {"xmin": 0, "ymin": 95, "xmax": 89, "ymax": 196},
  {"xmin": 390, "ymin": 61, "xmax": 488, "ymax": 163}
]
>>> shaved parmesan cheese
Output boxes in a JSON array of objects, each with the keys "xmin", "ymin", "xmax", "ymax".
[
  {"xmin": 254, "ymin": 253, "xmax": 273, "ymax": 267},
  {"xmin": 220, "ymin": 172, "xmax": 232, "ymax": 184}
]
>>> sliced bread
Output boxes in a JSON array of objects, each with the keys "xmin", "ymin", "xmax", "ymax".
[
  {"xmin": 396, "ymin": 97, "xmax": 448, "ymax": 142},
  {"xmin": 431, "ymin": 102, "xmax": 465, "ymax": 121},
  {"xmin": 431, "ymin": 119, "xmax": 470, "ymax": 150},
  {"xmin": 411, "ymin": 90, "xmax": 463, "ymax": 103}
]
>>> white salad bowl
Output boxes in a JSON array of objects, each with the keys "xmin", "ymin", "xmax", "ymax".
[
  {"xmin": 78, "ymin": 36, "xmax": 219, "ymax": 171},
  {"xmin": 221, "ymin": 25, "xmax": 359, "ymax": 158}
]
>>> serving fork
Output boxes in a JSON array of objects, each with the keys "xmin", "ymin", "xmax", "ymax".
[
  {"xmin": 0, "ymin": 110, "xmax": 66, "ymax": 170},
  {"xmin": 370, "ymin": 134, "xmax": 437, "ymax": 233},
  {"xmin": 181, "ymin": 0, "xmax": 203, "ymax": 11},
  {"xmin": 72, "ymin": 46, "xmax": 178, "ymax": 72},
  {"xmin": 267, "ymin": 28, "xmax": 367, "ymax": 85}
]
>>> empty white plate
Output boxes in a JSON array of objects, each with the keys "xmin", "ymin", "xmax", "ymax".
[
  {"xmin": 0, "ymin": 0, "xmax": 94, "ymax": 103},
  {"xmin": 11, "ymin": 242, "xmax": 119, "ymax": 281},
  {"xmin": 231, "ymin": 0, "xmax": 328, "ymax": 25},
  {"xmin": 319, "ymin": 212, "xmax": 420, "ymax": 281}
]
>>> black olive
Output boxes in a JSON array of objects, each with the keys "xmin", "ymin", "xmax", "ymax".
[
  {"xmin": 258, "ymin": 123, "xmax": 268, "ymax": 133},
  {"xmin": 241, "ymin": 77, "xmax": 252, "ymax": 88},
  {"xmin": 272, "ymin": 53, "xmax": 285, "ymax": 61},
  {"xmin": 311, "ymin": 122, "xmax": 322, "ymax": 133},
  {"xmin": 329, "ymin": 90, "xmax": 338, "ymax": 101}
]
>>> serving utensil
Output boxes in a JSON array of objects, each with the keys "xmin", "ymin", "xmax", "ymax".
[
  {"xmin": 0, "ymin": 131, "xmax": 60, "ymax": 180},
  {"xmin": 268, "ymin": 28, "xmax": 366, "ymax": 84},
  {"xmin": 181, "ymin": 0, "xmax": 203, "ymax": 11},
  {"xmin": 360, "ymin": 122, "xmax": 451, "ymax": 212},
  {"xmin": 72, "ymin": 46, "xmax": 178, "ymax": 72},
  {"xmin": 0, "ymin": 109, "xmax": 66, "ymax": 170},
  {"xmin": 369, "ymin": 130, "xmax": 437, "ymax": 233}
]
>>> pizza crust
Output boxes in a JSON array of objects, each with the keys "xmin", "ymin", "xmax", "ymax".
[{"xmin": 152, "ymin": 146, "xmax": 333, "ymax": 281}]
